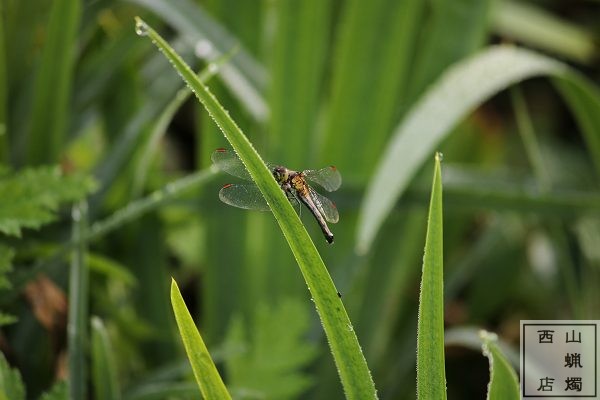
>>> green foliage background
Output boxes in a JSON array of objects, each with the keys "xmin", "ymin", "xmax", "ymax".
[{"xmin": 1, "ymin": 0, "xmax": 599, "ymax": 398}]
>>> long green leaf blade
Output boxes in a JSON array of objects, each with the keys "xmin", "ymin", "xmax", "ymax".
[
  {"xmin": 91, "ymin": 317, "xmax": 121, "ymax": 400},
  {"xmin": 68, "ymin": 201, "xmax": 89, "ymax": 400},
  {"xmin": 27, "ymin": 0, "xmax": 80, "ymax": 164},
  {"xmin": 137, "ymin": 18, "xmax": 377, "ymax": 399},
  {"xmin": 321, "ymin": 0, "xmax": 423, "ymax": 181},
  {"xmin": 0, "ymin": 0, "xmax": 7, "ymax": 163},
  {"xmin": 553, "ymin": 74, "xmax": 600, "ymax": 174},
  {"xmin": 480, "ymin": 331, "xmax": 520, "ymax": 400},
  {"xmin": 170, "ymin": 279, "xmax": 231, "ymax": 400},
  {"xmin": 357, "ymin": 45, "xmax": 600, "ymax": 253},
  {"xmin": 493, "ymin": 0, "xmax": 596, "ymax": 64},
  {"xmin": 417, "ymin": 153, "xmax": 446, "ymax": 400},
  {"xmin": 268, "ymin": 0, "xmax": 330, "ymax": 166}
]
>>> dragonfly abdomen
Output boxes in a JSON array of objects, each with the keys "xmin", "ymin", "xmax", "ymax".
[{"xmin": 297, "ymin": 191, "xmax": 335, "ymax": 244}]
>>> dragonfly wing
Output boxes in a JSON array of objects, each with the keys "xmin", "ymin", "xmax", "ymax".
[
  {"xmin": 219, "ymin": 184, "xmax": 271, "ymax": 211},
  {"xmin": 211, "ymin": 149, "xmax": 252, "ymax": 181},
  {"xmin": 304, "ymin": 166, "xmax": 342, "ymax": 192},
  {"xmin": 308, "ymin": 187, "xmax": 339, "ymax": 223}
]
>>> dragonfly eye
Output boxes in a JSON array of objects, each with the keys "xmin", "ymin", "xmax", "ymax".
[{"xmin": 273, "ymin": 166, "xmax": 287, "ymax": 183}]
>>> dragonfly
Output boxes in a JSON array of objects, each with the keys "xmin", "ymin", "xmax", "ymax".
[{"xmin": 211, "ymin": 148, "xmax": 342, "ymax": 244}]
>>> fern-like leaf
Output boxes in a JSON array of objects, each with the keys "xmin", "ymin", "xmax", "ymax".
[
  {"xmin": 224, "ymin": 299, "xmax": 319, "ymax": 399},
  {"xmin": 39, "ymin": 380, "xmax": 67, "ymax": 400},
  {"xmin": 0, "ymin": 352, "xmax": 25, "ymax": 400},
  {"xmin": 0, "ymin": 166, "xmax": 96, "ymax": 237}
]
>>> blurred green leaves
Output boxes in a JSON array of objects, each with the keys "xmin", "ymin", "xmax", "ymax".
[
  {"xmin": 129, "ymin": 0, "xmax": 268, "ymax": 122},
  {"xmin": 0, "ymin": 166, "xmax": 95, "ymax": 237},
  {"xmin": 224, "ymin": 300, "xmax": 319, "ymax": 399},
  {"xmin": 39, "ymin": 382, "xmax": 67, "ymax": 400},
  {"xmin": 0, "ymin": 352, "xmax": 25, "ymax": 400},
  {"xmin": 91, "ymin": 317, "xmax": 121, "ymax": 400},
  {"xmin": 493, "ymin": 0, "xmax": 597, "ymax": 64},
  {"xmin": 358, "ymin": 45, "xmax": 600, "ymax": 253},
  {"xmin": 26, "ymin": 0, "xmax": 80, "ymax": 164}
]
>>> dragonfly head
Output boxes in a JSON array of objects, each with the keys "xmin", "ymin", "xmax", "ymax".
[{"xmin": 272, "ymin": 166, "xmax": 289, "ymax": 184}]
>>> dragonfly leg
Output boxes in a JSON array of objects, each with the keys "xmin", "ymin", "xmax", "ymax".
[{"xmin": 284, "ymin": 189, "xmax": 302, "ymax": 217}]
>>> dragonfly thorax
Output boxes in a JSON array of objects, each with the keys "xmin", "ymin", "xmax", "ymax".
[
  {"xmin": 273, "ymin": 166, "xmax": 308, "ymax": 195},
  {"xmin": 291, "ymin": 174, "xmax": 309, "ymax": 196}
]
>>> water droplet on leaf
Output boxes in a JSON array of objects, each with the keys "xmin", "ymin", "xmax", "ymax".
[
  {"xmin": 135, "ymin": 19, "xmax": 149, "ymax": 36},
  {"xmin": 208, "ymin": 63, "xmax": 219, "ymax": 74}
]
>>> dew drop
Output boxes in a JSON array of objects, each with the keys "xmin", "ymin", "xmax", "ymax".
[
  {"xmin": 135, "ymin": 19, "xmax": 149, "ymax": 36},
  {"xmin": 346, "ymin": 324, "xmax": 354, "ymax": 332},
  {"xmin": 435, "ymin": 152, "xmax": 444, "ymax": 162},
  {"xmin": 208, "ymin": 63, "xmax": 219, "ymax": 74}
]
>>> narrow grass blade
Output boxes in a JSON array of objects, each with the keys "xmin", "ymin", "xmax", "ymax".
[
  {"xmin": 0, "ymin": 0, "xmax": 7, "ymax": 163},
  {"xmin": 407, "ymin": 0, "xmax": 491, "ymax": 101},
  {"xmin": 511, "ymin": 87, "xmax": 550, "ymax": 190},
  {"xmin": 68, "ymin": 201, "xmax": 89, "ymax": 400},
  {"xmin": 91, "ymin": 47, "xmax": 184, "ymax": 205},
  {"xmin": 170, "ymin": 279, "xmax": 231, "ymax": 400},
  {"xmin": 268, "ymin": 0, "xmax": 331, "ymax": 167},
  {"xmin": 553, "ymin": 75, "xmax": 600, "ymax": 175},
  {"xmin": 138, "ymin": 18, "xmax": 377, "ymax": 398},
  {"xmin": 480, "ymin": 331, "xmax": 520, "ymax": 400},
  {"xmin": 89, "ymin": 168, "xmax": 215, "ymax": 241},
  {"xmin": 493, "ymin": 0, "xmax": 596, "ymax": 64},
  {"xmin": 321, "ymin": 0, "xmax": 423, "ymax": 180},
  {"xmin": 405, "ymin": 165, "xmax": 600, "ymax": 216},
  {"xmin": 131, "ymin": 56, "xmax": 226, "ymax": 196},
  {"xmin": 125, "ymin": 382, "xmax": 199, "ymax": 400},
  {"xmin": 357, "ymin": 45, "xmax": 600, "ymax": 254},
  {"xmin": 129, "ymin": 0, "xmax": 268, "ymax": 122},
  {"xmin": 91, "ymin": 316, "xmax": 121, "ymax": 400},
  {"xmin": 417, "ymin": 153, "xmax": 446, "ymax": 400},
  {"xmin": 27, "ymin": 0, "xmax": 80, "ymax": 164}
]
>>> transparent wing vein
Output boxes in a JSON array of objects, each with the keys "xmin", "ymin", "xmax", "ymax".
[
  {"xmin": 218, "ymin": 184, "xmax": 270, "ymax": 211},
  {"xmin": 211, "ymin": 149, "xmax": 252, "ymax": 181},
  {"xmin": 304, "ymin": 166, "xmax": 342, "ymax": 192},
  {"xmin": 308, "ymin": 187, "xmax": 339, "ymax": 223}
]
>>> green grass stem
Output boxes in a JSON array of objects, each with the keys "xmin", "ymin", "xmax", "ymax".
[
  {"xmin": 136, "ymin": 17, "xmax": 377, "ymax": 399},
  {"xmin": 416, "ymin": 153, "xmax": 446, "ymax": 399},
  {"xmin": 170, "ymin": 279, "xmax": 231, "ymax": 399},
  {"xmin": 67, "ymin": 201, "xmax": 89, "ymax": 400}
]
